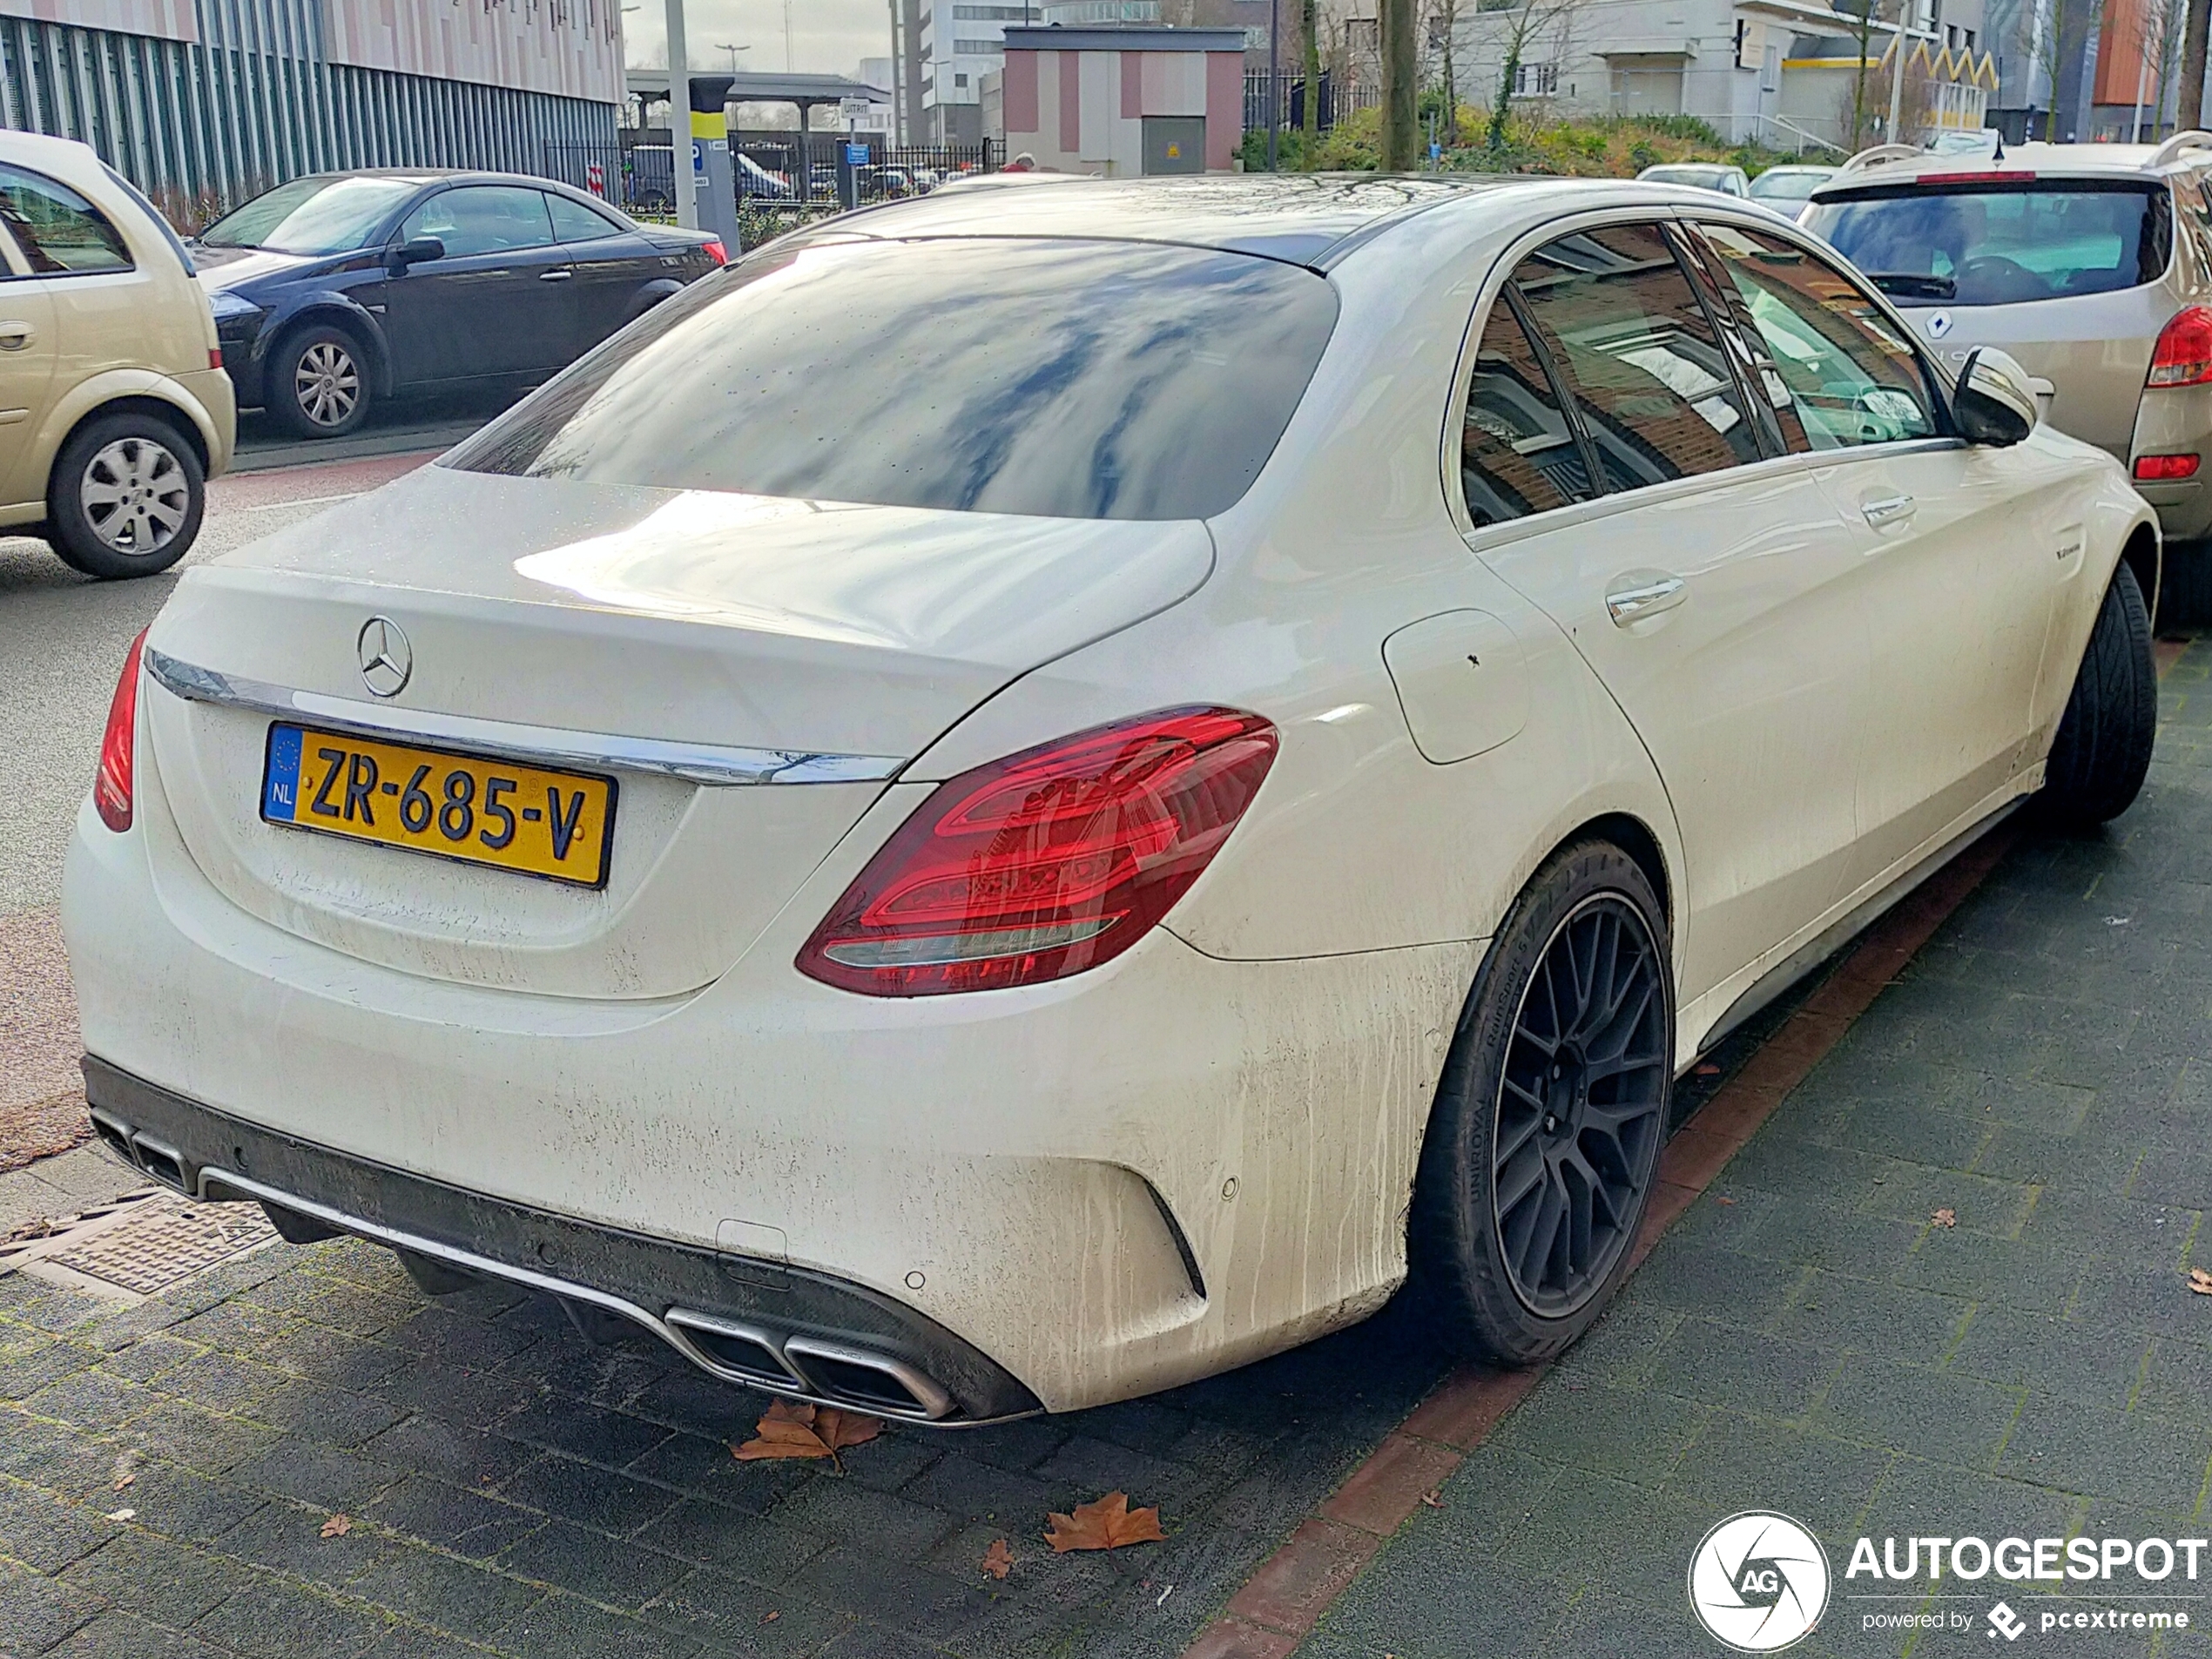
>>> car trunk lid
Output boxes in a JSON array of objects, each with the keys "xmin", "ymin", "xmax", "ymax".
[{"xmin": 143, "ymin": 462, "xmax": 1213, "ymax": 999}]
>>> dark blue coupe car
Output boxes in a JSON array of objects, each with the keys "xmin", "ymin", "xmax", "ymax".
[{"xmin": 196, "ymin": 169, "xmax": 725, "ymax": 438}]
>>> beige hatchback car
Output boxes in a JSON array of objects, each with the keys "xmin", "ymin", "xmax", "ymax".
[
  {"xmin": 1804, "ymin": 133, "xmax": 2212, "ymax": 603},
  {"xmin": 0, "ymin": 132, "xmax": 233, "ymax": 579}
]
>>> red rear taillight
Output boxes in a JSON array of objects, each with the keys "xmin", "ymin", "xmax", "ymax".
[
  {"xmin": 207, "ymin": 346, "xmax": 222, "ymax": 370},
  {"xmin": 95, "ymin": 630, "xmax": 147, "ymax": 833},
  {"xmin": 2149, "ymin": 307, "xmax": 2212, "ymax": 387},
  {"xmin": 2134, "ymin": 452, "xmax": 2202, "ymax": 480},
  {"xmin": 798, "ymin": 708, "xmax": 1278, "ymax": 996},
  {"xmin": 702, "ymin": 238, "xmax": 728, "ymax": 265}
]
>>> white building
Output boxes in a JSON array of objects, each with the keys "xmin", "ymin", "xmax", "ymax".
[{"xmin": 1450, "ymin": 0, "xmax": 1988, "ymax": 151}]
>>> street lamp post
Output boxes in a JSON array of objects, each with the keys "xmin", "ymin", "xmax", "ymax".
[{"xmin": 664, "ymin": 0, "xmax": 697, "ymax": 228}]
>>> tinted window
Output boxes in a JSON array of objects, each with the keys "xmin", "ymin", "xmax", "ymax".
[
  {"xmin": 547, "ymin": 192, "xmax": 627, "ymax": 243},
  {"xmin": 403, "ymin": 186, "xmax": 555, "ymax": 257},
  {"xmin": 200, "ymin": 175, "xmax": 417, "ymax": 254},
  {"xmin": 0, "ymin": 166, "xmax": 130, "ymax": 274},
  {"xmin": 1696, "ymin": 223, "xmax": 1938, "ymax": 451},
  {"xmin": 449, "ymin": 237, "xmax": 1339, "ymax": 521},
  {"xmin": 1461, "ymin": 296, "xmax": 1591, "ymax": 525},
  {"xmin": 1509, "ymin": 223, "xmax": 1761, "ymax": 493},
  {"xmin": 1806, "ymin": 182, "xmax": 2170, "ymax": 306}
]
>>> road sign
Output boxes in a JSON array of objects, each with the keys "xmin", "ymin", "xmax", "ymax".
[
  {"xmin": 691, "ymin": 138, "xmax": 705, "ymax": 174},
  {"xmin": 845, "ymin": 141, "xmax": 868, "ymax": 165},
  {"xmin": 840, "ymin": 96, "xmax": 871, "ymax": 123}
]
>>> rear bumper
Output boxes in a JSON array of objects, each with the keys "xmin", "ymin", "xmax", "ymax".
[
  {"xmin": 83, "ymin": 1055, "xmax": 1040, "ymax": 1424},
  {"xmin": 2128, "ymin": 388, "xmax": 2212, "ymax": 539},
  {"xmin": 63, "ymin": 738, "xmax": 1475, "ymax": 1413}
]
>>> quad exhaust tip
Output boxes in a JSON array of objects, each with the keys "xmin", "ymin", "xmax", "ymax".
[{"xmin": 87, "ymin": 1105, "xmax": 965, "ymax": 1424}]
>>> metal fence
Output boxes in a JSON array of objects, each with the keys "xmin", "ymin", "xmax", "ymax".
[
  {"xmin": 576, "ymin": 138, "xmax": 1002, "ymax": 246},
  {"xmin": 1242, "ymin": 69, "xmax": 1380, "ymax": 137},
  {"xmin": 734, "ymin": 138, "xmax": 1001, "ymax": 203}
]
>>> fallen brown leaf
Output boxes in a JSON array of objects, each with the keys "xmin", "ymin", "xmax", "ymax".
[
  {"xmin": 732, "ymin": 1400, "xmax": 882, "ymax": 1470},
  {"xmin": 2188, "ymin": 1267, "xmax": 2212, "ymax": 1296},
  {"xmin": 103, "ymin": 1507, "xmax": 135, "ymax": 1522},
  {"xmin": 1420, "ymin": 1488, "xmax": 1444, "ymax": 1509},
  {"xmin": 1932, "ymin": 1209, "xmax": 1957, "ymax": 1229},
  {"xmin": 110, "ymin": 1451, "xmax": 139, "ymax": 1492},
  {"xmin": 320, "ymin": 1514, "xmax": 352, "ymax": 1538},
  {"xmin": 1714, "ymin": 1196, "xmax": 1737, "ymax": 1207},
  {"xmin": 1045, "ymin": 1491, "xmax": 1165, "ymax": 1554},
  {"xmin": 981, "ymin": 1537, "xmax": 1014, "ymax": 1580}
]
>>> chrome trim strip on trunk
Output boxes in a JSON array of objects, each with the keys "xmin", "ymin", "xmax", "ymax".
[
  {"xmin": 143, "ymin": 646, "xmax": 907, "ymax": 787},
  {"xmin": 191, "ymin": 1163, "xmax": 981, "ymax": 1424}
]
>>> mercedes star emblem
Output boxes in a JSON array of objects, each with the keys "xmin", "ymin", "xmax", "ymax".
[{"xmin": 357, "ymin": 616, "xmax": 412, "ymax": 698}]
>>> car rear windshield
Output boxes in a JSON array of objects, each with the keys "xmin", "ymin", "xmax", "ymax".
[
  {"xmin": 446, "ymin": 236, "xmax": 1339, "ymax": 521},
  {"xmin": 1805, "ymin": 179, "xmax": 2172, "ymax": 306},
  {"xmin": 1749, "ymin": 171, "xmax": 1827, "ymax": 203},
  {"xmin": 199, "ymin": 175, "xmax": 420, "ymax": 255}
]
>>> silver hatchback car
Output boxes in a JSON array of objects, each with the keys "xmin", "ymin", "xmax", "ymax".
[{"xmin": 1804, "ymin": 133, "xmax": 2212, "ymax": 598}]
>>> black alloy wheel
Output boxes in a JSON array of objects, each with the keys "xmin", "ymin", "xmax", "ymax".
[
  {"xmin": 1491, "ymin": 894, "xmax": 1669, "ymax": 1318},
  {"xmin": 1410, "ymin": 838, "xmax": 1674, "ymax": 1366}
]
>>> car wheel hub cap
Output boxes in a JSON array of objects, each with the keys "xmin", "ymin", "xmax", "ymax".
[
  {"xmin": 1491, "ymin": 894, "xmax": 1668, "ymax": 1319},
  {"xmin": 79, "ymin": 437, "xmax": 186, "ymax": 556},
  {"xmin": 296, "ymin": 342, "xmax": 360, "ymax": 427}
]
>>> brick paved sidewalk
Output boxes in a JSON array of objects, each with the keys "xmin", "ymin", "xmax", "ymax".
[
  {"xmin": 1292, "ymin": 644, "xmax": 2212, "ymax": 1657},
  {"xmin": 6, "ymin": 651, "xmax": 2210, "ymax": 1659}
]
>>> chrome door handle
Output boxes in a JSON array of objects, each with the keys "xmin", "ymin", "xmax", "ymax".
[
  {"xmin": 1605, "ymin": 574, "xmax": 1687, "ymax": 626},
  {"xmin": 538, "ymin": 268, "xmax": 574, "ymax": 281},
  {"xmin": 1862, "ymin": 492, "xmax": 1916, "ymax": 527},
  {"xmin": 0, "ymin": 321, "xmax": 35, "ymax": 350}
]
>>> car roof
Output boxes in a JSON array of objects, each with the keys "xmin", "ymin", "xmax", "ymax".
[
  {"xmin": 1816, "ymin": 138, "xmax": 2212, "ymax": 194},
  {"xmin": 803, "ymin": 173, "xmax": 1527, "ymax": 264}
]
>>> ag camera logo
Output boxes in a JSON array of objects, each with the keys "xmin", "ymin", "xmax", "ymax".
[{"xmin": 1689, "ymin": 1512, "xmax": 1831, "ymax": 1651}]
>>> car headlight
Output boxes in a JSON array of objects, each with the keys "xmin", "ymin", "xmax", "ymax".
[{"xmin": 206, "ymin": 289, "xmax": 261, "ymax": 323}]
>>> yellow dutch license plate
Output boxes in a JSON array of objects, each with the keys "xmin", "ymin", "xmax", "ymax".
[{"xmin": 260, "ymin": 723, "xmax": 617, "ymax": 888}]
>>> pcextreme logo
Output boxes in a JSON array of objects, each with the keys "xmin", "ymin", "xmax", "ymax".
[{"xmin": 1689, "ymin": 1512, "xmax": 1832, "ymax": 1651}]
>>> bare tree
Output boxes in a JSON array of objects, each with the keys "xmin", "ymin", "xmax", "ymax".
[
  {"xmin": 1840, "ymin": 0, "xmax": 1890, "ymax": 150},
  {"xmin": 1433, "ymin": 0, "xmax": 1462, "ymax": 142},
  {"xmin": 2183, "ymin": 0, "xmax": 2209, "ymax": 127},
  {"xmin": 1483, "ymin": 0, "xmax": 1577, "ymax": 149},
  {"xmin": 1383, "ymin": 0, "xmax": 1420, "ymax": 168},
  {"xmin": 1303, "ymin": 0, "xmax": 1321, "ymax": 165}
]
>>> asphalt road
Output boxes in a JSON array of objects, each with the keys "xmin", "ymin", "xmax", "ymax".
[{"xmin": 0, "ymin": 448, "xmax": 445, "ymax": 921}]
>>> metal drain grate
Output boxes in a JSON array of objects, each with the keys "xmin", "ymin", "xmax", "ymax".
[{"xmin": 1, "ymin": 1189, "xmax": 278, "ymax": 1300}]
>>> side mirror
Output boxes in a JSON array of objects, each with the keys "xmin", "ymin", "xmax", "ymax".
[
  {"xmin": 388, "ymin": 234, "xmax": 444, "ymax": 272},
  {"xmin": 1953, "ymin": 347, "xmax": 2037, "ymax": 447}
]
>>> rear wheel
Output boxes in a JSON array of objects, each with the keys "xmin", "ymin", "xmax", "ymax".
[
  {"xmin": 1410, "ymin": 840, "xmax": 1673, "ymax": 1366},
  {"xmin": 45, "ymin": 412, "xmax": 204, "ymax": 580},
  {"xmin": 270, "ymin": 322, "xmax": 371, "ymax": 438},
  {"xmin": 2042, "ymin": 562, "xmax": 2155, "ymax": 826}
]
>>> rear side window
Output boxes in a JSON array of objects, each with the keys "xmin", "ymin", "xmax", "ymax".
[
  {"xmin": 448, "ymin": 237, "xmax": 1339, "ymax": 521},
  {"xmin": 1696, "ymin": 223, "xmax": 1938, "ymax": 450},
  {"xmin": 403, "ymin": 186, "xmax": 556, "ymax": 257},
  {"xmin": 1509, "ymin": 223, "xmax": 1762, "ymax": 493},
  {"xmin": 547, "ymin": 192, "xmax": 627, "ymax": 243},
  {"xmin": 1461, "ymin": 296, "xmax": 1592, "ymax": 524},
  {"xmin": 0, "ymin": 165, "xmax": 132, "ymax": 274},
  {"xmin": 1807, "ymin": 181, "xmax": 2171, "ymax": 306}
]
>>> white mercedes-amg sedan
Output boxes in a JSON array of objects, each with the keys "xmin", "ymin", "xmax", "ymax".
[{"xmin": 64, "ymin": 175, "xmax": 2157, "ymax": 1424}]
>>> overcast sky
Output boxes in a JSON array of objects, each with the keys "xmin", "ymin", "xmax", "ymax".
[{"xmin": 625, "ymin": 0, "xmax": 894, "ymax": 77}]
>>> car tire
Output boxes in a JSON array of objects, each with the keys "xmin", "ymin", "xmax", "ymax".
[
  {"xmin": 44, "ymin": 412, "xmax": 204, "ymax": 581},
  {"xmin": 1409, "ymin": 838, "xmax": 1674, "ymax": 1366},
  {"xmin": 2042, "ymin": 561, "xmax": 2156, "ymax": 827},
  {"xmin": 270, "ymin": 321, "xmax": 372, "ymax": 439}
]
